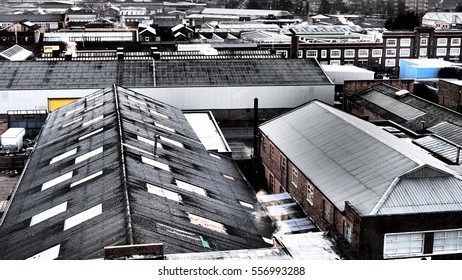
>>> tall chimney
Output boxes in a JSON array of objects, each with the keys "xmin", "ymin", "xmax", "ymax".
[{"xmin": 289, "ymin": 28, "xmax": 299, "ymax": 59}]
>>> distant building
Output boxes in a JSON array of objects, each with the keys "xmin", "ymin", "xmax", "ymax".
[
  {"xmin": 260, "ymin": 100, "xmax": 462, "ymax": 259},
  {"xmin": 422, "ymin": 13, "xmax": 462, "ymax": 29}
]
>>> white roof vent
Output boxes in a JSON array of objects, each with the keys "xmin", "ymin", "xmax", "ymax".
[{"xmin": 395, "ymin": 90, "xmax": 409, "ymax": 98}]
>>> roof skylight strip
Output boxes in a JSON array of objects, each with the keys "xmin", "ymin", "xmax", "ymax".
[
  {"xmin": 137, "ymin": 135, "xmax": 162, "ymax": 148},
  {"xmin": 74, "ymin": 147, "xmax": 103, "ymax": 164},
  {"xmin": 209, "ymin": 153, "xmax": 221, "ymax": 159},
  {"xmin": 65, "ymin": 105, "xmax": 85, "ymax": 116},
  {"xmin": 175, "ymin": 179, "xmax": 207, "ymax": 196},
  {"xmin": 84, "ymin": 102, "xmax": 104, "ymax": 112},
  {"xmin": 160, "ymin": 136, "xmax": 184, "ymax": 148},
  {"xmin": 128, "ymin": 96, "xmax": 147, "ymax": 106},
  {"xmin": 50, "ymin": 148, "xmax": 77, "ymax": 164},
  {"xmin": 155, "ymin": 122, "xmax": 175, "ymax": 133},
  {"xmin": 30, "ymin": 202, "xmax": 68, "ymax": 226},
  {"xmin": 82, "ymin": 115, "xmax": 104, "ymax": 127},
  {"xmin": 147, "ymin": 183, "xmax": 182, "ymax": 202},
  {"xmin": 70, "ymin": 170, "xmax": 103, "ymax": 188},
  {"xmin": 41, "ymin": 171, "xmax": 73, "ymax": 191},
  {"xmin": 62, "ymin": 117, "xmax": 83, "ymax": 128},
  {"xmin": 26, "ymin": 244, "xmax": 61, "ymax": 260},
  {"xmin": 141, "ymin": 156, "xmax": 171, "ymax": 172},
  {"xmin": 149, "ymin": 109, "xmax": 169, "ymax": 119},
  {"xmin": 86, "ymin": 92, "xmax": 104, "ymax": 101},
  {"xmin": 239, "ymin": 201, "xmax": 254, "ymax": 209},
  {"xmin": 188, "ymin": 212, "xmax": 227, "ymax": 235},
  {"xmin": 78, "ymin": 127, "xmax": 104, "ymax": 141},
  {"xmin": 63, "ymin": 204, "xmax": 102, "ymax": 231}
]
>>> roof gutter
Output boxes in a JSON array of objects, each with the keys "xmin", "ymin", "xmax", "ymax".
[{"xmin": 113, "ymin": 84, "xmax": 135, "ymax": 245}]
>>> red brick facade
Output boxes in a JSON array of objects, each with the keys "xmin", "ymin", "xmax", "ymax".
[{"xmin": 438, "ymin": 80, "xmax": 462, "ymax": 112}]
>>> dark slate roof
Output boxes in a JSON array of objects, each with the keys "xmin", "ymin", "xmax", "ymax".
[
  {"xmin": 0, "ymin": 85, "xmax": 274, "ymax": 259},
  {"xmin": 351, "ymin": 83, "xmax": 462, "ymax": 132},
  {"xmin": 0, "ymin": 14, "xmax": 64, "ymax": 22},
  {"xmin": 0, "ymin": 58, "xmax": 331, "ymax": 90}
]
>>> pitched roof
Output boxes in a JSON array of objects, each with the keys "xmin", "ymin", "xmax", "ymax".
[
  {"xmin": 0, "ymin": 59, "xmax": 331, "ymax": 90},
  {"xmin": 260, "ymin": 101, "xmax": 459, "ymax": 216},
  {"xmin": 0, "ymin": 85, "xmax": 274, "ymax": 259}
]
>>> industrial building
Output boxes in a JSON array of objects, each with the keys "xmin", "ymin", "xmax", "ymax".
[
  {"xmin": 0, "ymin": 85, "xmax": 276, "ymax": 259},
  {"xmin": 259, "ymin": 100, "xmax": 462, "ymax": 259},
  {"xmin": 0, "ymin": 54, "xmax": 334, "ymax": 121}
]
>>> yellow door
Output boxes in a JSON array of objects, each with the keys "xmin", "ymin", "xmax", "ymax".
[{"xmin": 48, "ymin": 98, "xmax": 78, "ymax": 111}]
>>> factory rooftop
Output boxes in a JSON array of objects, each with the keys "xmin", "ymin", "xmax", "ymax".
[{"xmin": 0, "ymin": 85, "xmax": 275, "ymax": 259}]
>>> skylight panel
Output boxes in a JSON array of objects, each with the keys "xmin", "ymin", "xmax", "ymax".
[
  {"xmin": 123, "ymin": 143, "xmax": 153, "ymax": 156},
  {"xmin": 175, "ymin": 179, "xmax": 207, "ymax": 196},
  {"xmin": 82, "ymin": 115, "xmax": 104, "ymax": 127},
  {"xmin": 26, "ymin": 244, "xmax": 60, "ymax": 260},
  {"xmin": 86, "ymin": 92, "xmax": 104, "ymax": 101},
  {"xmin": 223, "ymin": 174, "xmax": 235, "ymax": 180},
  {"xmin": 188, "ymin": 213, "xmax": 227, "ymax": 234},
  {"xmin": 239, "ymin": 201, "xmax": 254, "ymax": 209},
  {"xmin": 41, "ymin": 171, "xmax": 73, "ymax": 191},
  {"xmin": 141, "ymin": 156, "xmax": 171, "ymax": 172},
  {"xmin": 137, "ymin": 135, "xmax": 162, "ymax": 149},
  {"xmin": 63, "ymin": 204, "xmax": 102, "ymax": 231},
  {"xmin": 78, "ymin": 128, "xmax": 104, "ymax": 141},
  {"xmin": 160, "ymin": 136, "xmax": 184, "ymax": 148},
  {"xmin": 70, "ymin": 170, "xmax": 103, "ymax": 188},
  {"xmin": 128, "ymin": 96, "xmax": 147, "ymax": 106},
  {"xmin": 149, "ymin": 109, "xmax": 169, "ymax": 119},
  {"xmin": 62, "ymin": 117, "xmax": 83, "ymax": 128},
  {"xmin": 50, "ymin": 148, "xmax": 77, "ymax": 164},
  {"xmin": 155, "ymin": 122, "xmax": 175, "ymax": 133},
  {"xmin": 30, "ymin": 202, "xmax": 68, "ymax": 227},
  {"xmin": 75, "ymin": 147, "xmax": 103, "ymax": 164},
  {"xmin": 262, "ymin": 237, "xmax": 273, "ymax": 244},
  {"xmin": 84, "ymin": 102, "xmax": 104, "ymax": 112},
  {"xmin": 65, "ymin": 105, "xmax": 85, "ymax": 116},
  {"xmin": 209, "ymin": 153, "xmax": 221, "ymax": 159},
  {"xmin": 147, "ymin": 183, "xmax": 182, "ymax": 202}
]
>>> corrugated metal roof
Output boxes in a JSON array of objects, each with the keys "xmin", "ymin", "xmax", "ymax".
[
  {"xmin": 0, "ymin": 85, "xmax": 274, "ymax": 259},
  {"xmin": 361, "ymin": 90, "xmax": 426, "ymax": 121},
  {"xmin": 376, "ymin": 175, "xmax": 462, "ymax": 215},
  {"xmin": 260, "ymin": 101, "xmax": 455, "ymax": 216},
  {"xmin": 413, "ymin": 135, "xmax": 460, "ymax": 164},
  {"xmin": 428, "ymin": 121, "xmax": 462, "ymax": 146},
  {"xmin": 0, "ymin": 59, "xmax": 330, "ymax": 90}
]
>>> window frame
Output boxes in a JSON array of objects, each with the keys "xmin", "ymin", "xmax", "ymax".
[
  {"xmin": 436, "ymin": 48, "xmax": 447, "ymax": 56},
  {"xmin": 322, "ymin": 199, "xmax": 331, "ymax": 222},
  {"xmin": 306, "ymin": 50, "xmax": 318, "ymax": 58},
  {"xmin": 371, "ymin": 49, "xmax": 382, "ymax": 57},
  {"xmin": 450, "ymin": 48, "xmax": 461, "ymax": 56},
  {"xmin": 358, "ymin": 49, "xmax": 369, "ymax": 58},
  {"xmin": 306, "ymin": 182, "xmax": 314, "ymax": 205},
  {"xmin": 344, "ymin": 49, "xmax": 355, "ymax": 58},
  {"xmin": 400, "ymin": 38, "xmax": 411, "ymax": 47},
  {"xmin": 291, "ymin": 167, "xmax": 298, "ymax": 188},
  {"xmin": 399, "ymin": 48, "xmax": 410, "ymax": 57},
  {"xmin": 385, "ymin": 48, "xmax": 396, "ymax": 57},
  {"xmin": 450, "ymin": 38, "xmax": 461, "ymax": 46},
  {"xmin": 386, "ymin": 38, "xmax": 397, "ymax": 47},
  {"xmin": 437, "ymin": 38, "xmax": 448, "ymax": 46},
  {"xmin": 330, "ymin": 49, "xmax": 341, "ymax": 58}
]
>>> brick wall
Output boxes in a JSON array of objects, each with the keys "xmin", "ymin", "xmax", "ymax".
[
  {"xmin": 344, "ymin": 80, "xmax": 415, "ymax": 97},
  {"xmin": 438, "ymin": 80, "xmax": 462, "ymax": 112}
]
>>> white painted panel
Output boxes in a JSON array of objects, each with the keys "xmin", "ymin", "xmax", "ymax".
[
  {"xmin": 26, "ymin": 244, "xmax": 61, "ymax": 260},
  {"xmin": 175, "ymin": 179, "xmax": 207, "ymax": 196},
  {"xmin": 50, "ymin": 148, "xmax": 77, "ymax": 164},
  {"xmin": 30, "ymin": 202, "xmax": 68, "ymax": 226},
  {"xmin": 41, "ymin": 171, "xmax": 73, "ymax": 191},
  {"xmin": 63, "ymin": 204, "xmax": 102, "ymax": 230},
  {"xmin": 75, "ymin": 147, "xmax": 103, "ymax": 164}
]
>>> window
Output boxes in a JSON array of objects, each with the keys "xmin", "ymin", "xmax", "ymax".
[
  {"xmin": 433, "ymin": 230, "xmax": 462, "ymax": 253},
  {"xmin": 386, "ymin": 49, "xmax": 396, "ymax": 57},
  {"xmin": 306, "ymin": 182, "xmax": 314, "ymax": 205},
  {"xmin": 330, "ymin": 60, "xmax": 341, "ymax": 65},
  {"xmin": 330, "ymin": 49, "xmax": 341, "ymax": 58},
  {"xmin": 451, "ymin": 38, "xmax": 461, "ymax": 46},
  {"xmin": 400, "ymin": 38, "xmax": 411, "ymax": 47},
  {"xmin": 276, "ymin": 50, "xmax": 288, "ymax": 58},
  {"xmin": 358, "ymin": 49, "xmax": 369, "ymax": 58},
  {"xmin": 269, "ymin": 173, "xmax": 274, "ymax": 191},
  {"xmin": 261, "ymin": 136, "xmax": 267, "ymax": 151},
  {"xmin": 450, "ymin": 48, "xmax": 461, "ymax": 56},
  {"xmin": 419, "ymin": 48, "xmax": 427, "ymax": 57},
  {"xmin": 322, "ymin": 199, "xmax": 331, "ymax": 221},
  {"xmin": 321, "ymin": 50, "xmax": 327, "ymax": 58},
  {"xmin": 436, "ymin": 48, "xmax": 447, "ymax": 56},
  {"xmin": 344, "ymin": 49, "xmax": 355, "ymax": 58},
  {"xmin": 420, "ymin": 37, "xmax": 428, "ymax": 46},
  {"xmin": 437, "ymin": 38, "xmax": 448, "ymax": 46},
  {"xmin": 385, "ymin": 59, "xmax": 396, "ymax": 67},
  {"xmin": 306, "ymin": 50, "xmax": 317, "ymax": 58},
  {"xmin": 291, "ymin": 167, "xmax": 298, "ymax": 187},
  {"xmin": 386, "ymin": 39, "xmax": 397, "ymax": 47},
  {"xmin": 298, "ymin": 50, "xmax": 303, "ymax": 58},
  {"xmin": 343, "ymin": 219, "xmax": 353, "ymax": 243},
  {"xmin": 399, "ymin": 48, "xmax": 410, "ymax": 57},
  {"xmin": 384, "ymin": 233, "xmax": 424, "ymax": 258},
  {"xmin": 372, "ymin": 49, "xmax": 382, "ymax": 57},
  {"xmin": 270, "ymin": 145, "xmax": 275, "ymax": 160},
  {"xmin": 280, "ymin": 156, "xmax": 286, "ymax": 172}
]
